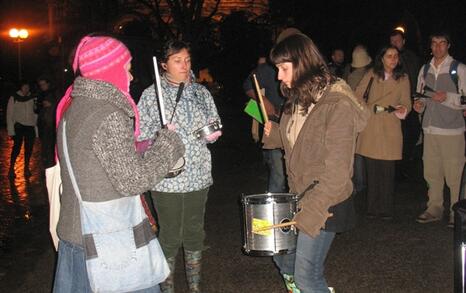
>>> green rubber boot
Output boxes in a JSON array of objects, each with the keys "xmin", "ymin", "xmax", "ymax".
[
  {"xmin": 184, "ymin": 250, "xmax": 202, "ymax": 293},
  {"xmin": 283, "ymin": 274, "xmax": 301, "ymax": 293}
]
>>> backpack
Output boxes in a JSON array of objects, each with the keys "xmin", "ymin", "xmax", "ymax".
[{"xmin": 423, "ymin": 59, "xmax": 460, "ymax": 93}]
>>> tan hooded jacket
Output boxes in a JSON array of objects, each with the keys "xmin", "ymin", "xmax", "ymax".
[{"xmin": 274, "ymin": 80, "xmax": 370, "ymax": 237}]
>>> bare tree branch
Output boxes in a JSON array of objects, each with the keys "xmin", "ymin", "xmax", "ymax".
[{"xmin": 205, "ymin": 0, "xmax": 221, "ymax": 20}]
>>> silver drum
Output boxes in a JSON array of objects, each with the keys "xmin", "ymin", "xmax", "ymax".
[{"xmin": 242, "ymin": 193, "xmax": 298, "ymax": 256}]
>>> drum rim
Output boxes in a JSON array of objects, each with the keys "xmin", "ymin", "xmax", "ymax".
[
  {"xmin": 193, "ymin": 121, "xmax": 222, "ymax": 137},
  {"xmin": 166, "ymin": 157, "xmax": 186, "ymax": 178},
  {"xmin": 242, "ymin": 248, "xmax": 296, "ymax": 256},
  {"xmin": 171, "ymin": 157, "xmax": 186, "ymax": 170},
  {"xmin": 242, "ymin": 193, "xmax": 298, "ymax": 204}
]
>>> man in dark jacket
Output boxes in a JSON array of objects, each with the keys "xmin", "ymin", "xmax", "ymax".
[
  {"xmin": 36, "ymin": 77, "xmax": 58, "ymax": 168},
  {"xmin": 328, "ymin": 48, "xmax": 347, "ymax": 78},
  {"xmin": 390, "ymin": 30, "xmax": 422, "ymax": 175}
]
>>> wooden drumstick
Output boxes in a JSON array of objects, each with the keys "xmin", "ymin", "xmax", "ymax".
[
  {"xmin": 252, "ymin": 74, "xmax": 269, "ymax": 124},
  {"xmin": 253, "ymin": 221, "xmax": 297, "ymax": 233}
]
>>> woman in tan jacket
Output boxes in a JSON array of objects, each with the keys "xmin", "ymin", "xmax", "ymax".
[
  {"xmin": 355, "ymin": 45, "xmax": 411, "ymax": 220},
  {"xmin": 265, "ymin": 34, "xmax": 370, "ymax": 293}
]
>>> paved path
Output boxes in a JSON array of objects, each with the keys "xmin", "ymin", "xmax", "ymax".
[{"xmin": 0, "ymin": 101, "xmax": 454, "ymax": 292}]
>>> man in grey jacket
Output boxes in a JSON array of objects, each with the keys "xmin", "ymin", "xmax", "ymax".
[{"xmin": 414, "ymin": 32, "xmax": 466, "ymax": 227}]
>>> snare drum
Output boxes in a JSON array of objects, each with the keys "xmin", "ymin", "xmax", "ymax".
[
  {"xmin": 242, "ymin": 193, "xmax": 298, "ymax": 256},
  {"xmin": 193, "ymin": 121, "xmax": 222, "ymax": 140},
  {"xmin": 166, "ymin": 157, "xmax": 185, "ymax": 178}
]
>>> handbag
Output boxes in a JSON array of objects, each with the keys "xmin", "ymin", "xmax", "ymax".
[
  {"xmin": 45, "ymin": 162, "xmax": 62, "ymax": 251},
  {"xmin": 61, "ymin": 119, "xmax": 169, "ymax": 293}
]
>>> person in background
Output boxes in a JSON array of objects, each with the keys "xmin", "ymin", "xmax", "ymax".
[
  {"xmin": 243, "ymin": 53, "xmax": 286, "ymax": 192},
  {"xmin": 345, "ymin": 45, "xmax": 372, "ymax": 91},
  {"xmin": 355, "ymin": 45, "xmax": 411, "ymax": 220},
  {"xmin": 389, "ymin": 29, "xmax": 422, "ymax": 178},
  {"xmin": 265, "ymin": 33, "xmax": 370, "ymax": 293},
  {"xmin": 7, "ymin": 80, "xmax": 37, "ymax": 179},
  {"xmin": 138, "ymin": 40, "xmax": 221, "ymax": 293},
  {"xmin": 36, "ymin": 77, "xmax": 58, "ymax": 168},
  {"xmin": 344, "ymin": 45, "xmax": 373, "ymax": 199},
  {"xmin": 414, "ymin": 32, "xmax": 466, "ymax": 227},
  {"xmin": 328, "ymin": 48, "xmax": 346, "ymax": 78}
]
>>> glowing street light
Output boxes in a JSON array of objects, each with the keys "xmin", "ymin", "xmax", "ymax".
[{"xmin": 9, "ymin": 28, "xmax": 29, "ymax": 80}]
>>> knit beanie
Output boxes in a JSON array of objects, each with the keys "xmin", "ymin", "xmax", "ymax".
[
  {"xmin": 56, "ymin": 36, "xmax": 140, "ymax": 138},
  {"xmin": 351, "ymin": 45, "xmax": 372, "ymax": 68},
  {"xmin": 276, "ymin": 27, "xmax": 304, "ymax": 44}
]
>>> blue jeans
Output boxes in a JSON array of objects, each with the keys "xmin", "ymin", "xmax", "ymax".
[
  {"xmin": 294, "ymin": 231, "xmax": 335, "ymax": 293},
  {"xmin": 274, "ymin": 251, "xmax": 296, "ymax": 275},
  {"xmin": 275, "ymin": 231, "xmax": 335, "ymax": 292},
  {"xmin": 262, "ymin": 149, "xmax": 286, "ymax": 193},
  {"xmin": 53, "ymin": 240, "xmax": 161, "ymax": 293}
]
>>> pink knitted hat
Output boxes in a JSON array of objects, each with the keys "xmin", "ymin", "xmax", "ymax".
[
  {"xmin": 56, "ymin": 36, "xmax": 140, "ymax": 138},
  {"xmin": 75, "ymin": 36, "xmax": 132, "ymax": 93}
]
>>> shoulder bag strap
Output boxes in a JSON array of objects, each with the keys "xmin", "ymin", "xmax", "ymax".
[
  {"xmin": 363, "ymin": 77, "xmax": 374, "ymax": 102},
  {"xmin": 62, "ymin": 119, "xmax": 83, "ymax": 203}
]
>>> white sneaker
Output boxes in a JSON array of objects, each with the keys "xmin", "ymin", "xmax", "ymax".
[{"xmin": 329, "ymin": 287, "xmax": 336, "ymax": 293}]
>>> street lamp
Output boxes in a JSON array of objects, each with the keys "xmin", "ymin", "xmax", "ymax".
[{"xmin": 9, "ymin": 28, "xmax": 29, "ymax": 80}]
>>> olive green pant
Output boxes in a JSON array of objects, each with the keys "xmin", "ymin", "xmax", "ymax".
[{"xmin": 151, "ymin": 188, "xmax": 209, "ymax": 258}]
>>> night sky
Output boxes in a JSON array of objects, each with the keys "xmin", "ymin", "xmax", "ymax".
[{"xmin": 0, "ymin": 0, "xmax": 465, "ymax": 89}]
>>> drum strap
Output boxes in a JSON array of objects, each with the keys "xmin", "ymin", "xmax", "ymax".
[{"xmin": 297, "ymin": 180, "xmax": 319, "ymax": 200}]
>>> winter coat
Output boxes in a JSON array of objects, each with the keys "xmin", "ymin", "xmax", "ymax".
[
  {"xmin": 56, "ymin": 77, "xmax": 184, "ymax": 245},
  {"xmin": 6, "ymin": 92, "xmax": 37, "ymax": 136},
  {"xmin": 278, "ymin": 80, "xmax": 371, "ymax": 237},
  {"xmin": 355, "ymin": 70, "xmax": 411, "ymax": 160}
]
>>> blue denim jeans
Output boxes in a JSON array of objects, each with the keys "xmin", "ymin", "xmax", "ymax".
[
  {"xmin": 294, "ymin": 231, "xmax": 335, "ymax": 293},
  {"xmin": 53, "ymin": 240, "xmax": 161, "ymax": 293},
  {"xmin": 274, "ymin": 251, "xmax": 296, "ymax": 275},
  {"xmin": 275, "ymin": 231, "xmax": 335, "ymax": 292},
  {"xmin": 262, "ymin": 149, "xmax": 286, "ymax": 193}
]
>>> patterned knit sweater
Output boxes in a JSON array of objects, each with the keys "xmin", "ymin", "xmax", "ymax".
[{"xmin": 137, "ymin": 74, "xmax": 221, "ymax": 193}]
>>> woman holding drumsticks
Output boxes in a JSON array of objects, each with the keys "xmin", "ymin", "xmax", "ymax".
[
  {"xmin": 264, "ymin": 34, "xmax": 370, "ymax": 292},
  {"xmin": 137, "ymin": 40, "xmax": 221, "ymax": 293}
]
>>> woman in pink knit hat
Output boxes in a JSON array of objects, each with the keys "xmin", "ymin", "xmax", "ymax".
[{"xmin": 53, "ymin": 35, "xmax": 185, "ymax": 293}]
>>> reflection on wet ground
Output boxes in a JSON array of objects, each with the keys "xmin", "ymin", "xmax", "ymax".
[{"xmin": 0, "ymin": 129, "xmax": 49, "ymax": 278}]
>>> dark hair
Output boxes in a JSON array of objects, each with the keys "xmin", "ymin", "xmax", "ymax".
[
  {"xmin": 429, "ymin": 31, "xmax": 451, "ymax": 44},
  {"xmin": 390, "ymin": 30, "xmax": 405, "ymax": 39},
  {"xmin": 331, "ymin": 48, "xmax": 344, "ymax": 55},
  {"xmin": 160, "ymin": 40, "xmax": 191, "ymax": 64},
  {"xmin": 37, "ymin": 76, "xmax": 51, "ymax": 84},
  {"xmin": 17, "ymin": 79, "xmax": 30, "ymax": 90},
  {"xmin": 373, "ymin": 46, "xmax": 404, "ymax": 81},
  {"xmin": 270, "ymin": 34, "xmax": 336, "ymax": 114}
]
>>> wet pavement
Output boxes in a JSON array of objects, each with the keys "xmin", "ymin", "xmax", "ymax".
[{"xmin": 0, "ymin": 100, "xmax": 455, "ymax": 292}]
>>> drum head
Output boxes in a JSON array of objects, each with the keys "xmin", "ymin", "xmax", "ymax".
[
  {"xmin": 172, "ymin": 157, "xmax": 185, "ymax": 170},
  {"xmin": 242, "ymin": 193, "xmax": 298, "ymax": 204}
]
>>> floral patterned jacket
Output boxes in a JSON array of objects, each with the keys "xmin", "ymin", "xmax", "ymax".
[{"xmin": 137, "ymin": 74, "xmax": 221, "ymax": 193}]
